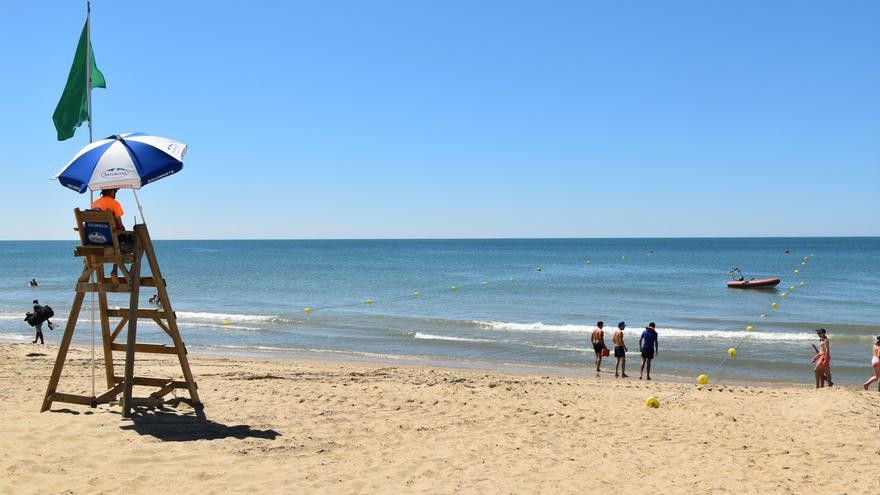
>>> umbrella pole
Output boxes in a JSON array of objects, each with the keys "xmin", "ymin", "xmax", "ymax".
[{"xmin": 132, "ymin": 189, "xmax": 147, "ymax": 225}]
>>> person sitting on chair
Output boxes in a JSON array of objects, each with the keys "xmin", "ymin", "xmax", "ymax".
[{"xmin": 91, "ymin": 188, "xmax": 127, "ymax": 284}]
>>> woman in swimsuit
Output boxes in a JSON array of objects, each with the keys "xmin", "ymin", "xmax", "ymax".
[
  {"xmin": 811, "ymin": 328, "xmax": 832, "ymax": 388},
  {"xmin": 862, "ymin": 336, "xmax": 880, "ymax": 391}
]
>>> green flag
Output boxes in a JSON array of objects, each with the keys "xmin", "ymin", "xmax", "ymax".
[{"xmin": 52, "ymin": 20, "xmax": 106, "ymax": 141}]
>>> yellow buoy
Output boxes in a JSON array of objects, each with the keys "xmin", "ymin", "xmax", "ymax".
[
  {"xmin": 801, "ymin": 262, "xmax": 807, "ymax": 266},
  {"xmin": 620, "ymin": 256, "xmax": 626, "ymax": 260},
  {"xmin": 780, "ymin": 292, "xmax": 787, "ymax": 298},
  {"xmin": 728, "ymin": 348, "xmax": 737, "ymax": 358},
  {"xmin": 800, "ymin": 281, "xmax": 806, "ymax": 286},
  {"xmin": 412, "ymin": 291, "xmax": 420, "ymax": 297},
  {"xmin": 645, "ymin": 396, "xmax": 660, "ymax": 408},
  {"xmin": 450, "ymin": 286, "xmax": 458, "ymax": 291},
  {"xmin": 482, "ymin": 281, "xmax": 489, "ymax": 286},
  {"xmin": 697, "ymin": 374, "xmax": 709, "ymax": 385},
  {"xmin": 585, "ymin": 260, "xmax": 592, "ymax": 264},
  {"xmin": 223, "ymin": 321, "xmax": 231, "ymax": 326},
  {"xmin": 794, "ymin": 269, "xmax": 800, "ymax": 275},
  {"xmin": 304, "ymin": 307, "xmax": 312, "ymax": 314},
  {"xmin": 760, "ymin": 313, "xmax": 767, "ymax": 319},
  {"xmin": 771, "ymin": 302, "xmax": 779, "ymax": 309},
  {"xmin": 789, "ymin": 286, "xmax": 795, "ymax": 291},
  {"xmin": 365, "ymin": 298, "xmax": 372, "ymax": 304},
  {"xmin": 746, "ymin": 325, "xmax": 754, "ymax": 332},
  {"xmin": 536, "ymin": 266, "xmax": 542, "ymax": 272}
]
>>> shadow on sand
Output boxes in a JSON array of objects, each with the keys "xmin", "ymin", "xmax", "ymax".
[{"xmin": 119, "ymin": 403, "xmax": 281, "ymax": 442}]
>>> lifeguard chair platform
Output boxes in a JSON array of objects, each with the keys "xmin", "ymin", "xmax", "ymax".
[{"xmin": 41, "ymin": 208, "xmax": 200, "ymax": 418}]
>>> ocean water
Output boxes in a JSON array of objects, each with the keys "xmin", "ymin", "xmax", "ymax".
[{"xmin": 1, "ymin": 237, "xmax": 878, "ymax": 385}]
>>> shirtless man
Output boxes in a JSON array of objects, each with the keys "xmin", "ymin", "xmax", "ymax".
[
  {"xmin": 591, "ymin": 321, "xmax": 606, "ymax": 373},
  {"xmin": 613, "ymin": 322, "xmax": 629, "ymax": 378}
]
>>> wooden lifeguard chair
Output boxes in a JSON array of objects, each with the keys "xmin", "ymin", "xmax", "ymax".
[{"xmin": 41, "ymin": 208, "xmax": 200, "ymax": 418}]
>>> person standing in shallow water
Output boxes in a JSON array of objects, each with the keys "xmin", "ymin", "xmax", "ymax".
[
  {"xmin": 591, "ymin": 321, "xmax": 606, "ymax": 373},
  {"xmin": 639, "ymin": 322, "xmax": 658, "ymax": 380},
  {"xmin": 613, "ymin": 322, "xmax": 628, "ymax": 378},
  {"xmin": 863, "ymin": 336, "xmax": 880, "ymax": 391}
]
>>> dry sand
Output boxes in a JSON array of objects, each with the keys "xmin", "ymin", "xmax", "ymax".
[{"xmin": 0, "ymin": 343, "xmax": 878, "ymax": 494}]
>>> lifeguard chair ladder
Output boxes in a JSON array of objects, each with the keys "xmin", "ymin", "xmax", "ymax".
[{"xmin": 41, "ymin": 208, "xmax": 200, "ymax": 418}]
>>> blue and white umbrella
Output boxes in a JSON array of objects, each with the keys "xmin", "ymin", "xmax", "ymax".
[{"xmin": 54, "ymin": 132, "xmax": 187, "ymax": 193}]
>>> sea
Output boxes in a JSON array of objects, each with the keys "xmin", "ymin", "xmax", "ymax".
[{"xmin": 1, "ymin": 237, "xmax": 878, "ymax": 385}]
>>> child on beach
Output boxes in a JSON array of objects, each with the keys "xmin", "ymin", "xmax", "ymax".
[
  {"xmin": 863, "ymin": 336, "xmax": 880, "ymax": 391},
  {"xmin": 811, "ymin": 328, "xmax": 833, "ymax": 388},
  {"xmin": 591, "ymin": 321, "xmax": 606, "ymax": 373},
  {"xmin": 613, "ymin": 322, "xmax": 628, "ymax": 378},
  {"xmin": 639, "ymin": 322, "xmax": 658, "ymax": 380}
]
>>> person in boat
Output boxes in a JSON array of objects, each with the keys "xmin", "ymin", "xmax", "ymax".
[
  {"xmin": 728, "ymin": 267, "xmax": 745, "ymax": 282},
  {"xmin": 91, "ymin": 189, "xmax": 127, "ymax": 284},
  {"xmin": 613, "ymin": 322, "xmax": 629, "ymax": 378},
  {"xmin": 863, "ymin": 336, "xmax": 880, "ymax": 391},
  {"xmin": 591, "ymin": 321, "xmax": 606, "ymax": 373},
  {"xmin": 639, "ymin": 322, "xmax": 658, "ymax": 380},
  {"xmin": 811, "ymin": 328, "xmax": 833, "ymax": 388}
]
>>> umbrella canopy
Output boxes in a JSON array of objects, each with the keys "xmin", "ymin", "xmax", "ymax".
[{"xmin": 54, "ymin": 133, "xmax": 187, "ymax": 193}]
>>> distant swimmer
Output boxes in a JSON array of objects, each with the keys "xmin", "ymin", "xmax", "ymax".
[
  {"xmin": 613, "ymin": 322, "xmax": 629, "ymax": 378},
  {"xmin": 863, "ymin": 336, "xmax": 880, "ymax": 391},
  {"xmin": 639, "ymin": 322, "xmax": 658, "ymax": 380},
  {"xmin": 811, "ymin": 328, "xmax": 833, "ymax": 388},
  {"xmin": 29, "ymin": 278, "xmax": 38, "ymax": 287},
  {"xmin": 591, "ymin": 321, "xmax": 606, "ymax": 374}
]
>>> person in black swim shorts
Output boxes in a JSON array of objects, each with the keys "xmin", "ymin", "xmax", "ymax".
[
  {"xmin": 591, "ymin": 321, "xmax": 606, "ymax": 374},
  {"xmin": 639, "ymin": 322, "xmax": 659, "ymax": 380},
  {"xmin": 613, "ymin": 321, "xmax": 629, "ymax": 378}
]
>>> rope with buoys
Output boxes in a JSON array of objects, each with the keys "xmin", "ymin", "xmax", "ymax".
[{"xmin": 648, "ymin": 253, "xmax": 815, "ymax": 408}]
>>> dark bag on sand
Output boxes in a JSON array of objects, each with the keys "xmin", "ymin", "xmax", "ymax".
[{"xmin": 25, "ymin": 306, "xmax": 54, "ymax": 326}]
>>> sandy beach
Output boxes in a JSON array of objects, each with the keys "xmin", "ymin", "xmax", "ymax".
[{"xmin": 0, "ymin": 343, "xmax": 877, "ymax": 494}]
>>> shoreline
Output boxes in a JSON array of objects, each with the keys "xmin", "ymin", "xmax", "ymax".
[{"xmin": 1, "ymin": 335, "xmax": 820, "ymax": 389}]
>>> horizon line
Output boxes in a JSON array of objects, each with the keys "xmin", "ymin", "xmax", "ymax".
[{"xmin": 1, "ymin": 234, "xmax": 878, "ymax": 242}]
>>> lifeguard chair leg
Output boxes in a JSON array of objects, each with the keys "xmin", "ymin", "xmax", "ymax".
[
  {"xmin": 121, "ymin": 241, "xmax": 144, "ymax": 419},
  {"xmin": 140, "ymin": 228, "xmax": 201, "ymax": 405},
  {"xmin": 96, "ymin": 266, "xmax": 116, "ymax": 390},
  {"xmin": 41, "ymin": 290, "xmax": 86, "ymax": 412}
]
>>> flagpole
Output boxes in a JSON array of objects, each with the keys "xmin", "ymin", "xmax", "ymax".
[
  {"xmin": 86, "ymin": 0, "xmax": 93, "ymax": 144},
  {"xmin": 86, "ymin": 0, "xmax": 97, "ymax": 404}
]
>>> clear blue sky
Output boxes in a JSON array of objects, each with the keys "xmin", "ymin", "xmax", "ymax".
[{"xmin": 1, "ymin": 1, "xmax": 877, "ymax": 239}]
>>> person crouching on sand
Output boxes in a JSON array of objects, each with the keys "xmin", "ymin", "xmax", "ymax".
[
  {"xmin": 591, "ymin": 321, "xmax": 606, "ymax": 373},
  {"xmin": 639, "ymin": 322, "xmax": 658, "ymax": 380},
  {"xmin": 863, "ymin": 336, "xmax": 880, "ymax": 391},
  {"xmin": 811, "ymin": 328, "xmax": 833, "ymax": 388},
  {"xmin": 613, "ymin": 321, "xmax": 628, "ymax": 378}
]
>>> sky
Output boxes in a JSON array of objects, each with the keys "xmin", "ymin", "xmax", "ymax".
[{"xmin": 0, "ymin": 0, "xmax": 877, "ymax": 239}]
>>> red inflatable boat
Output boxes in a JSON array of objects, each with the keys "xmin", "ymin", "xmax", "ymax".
[{"xmin": 727, "ymin": 278, "xmax": 780, "ymax": 289}]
